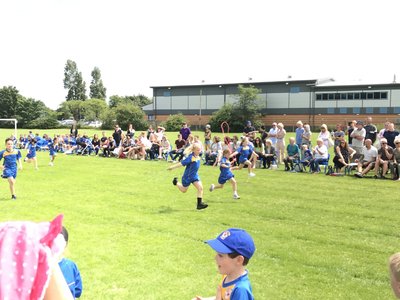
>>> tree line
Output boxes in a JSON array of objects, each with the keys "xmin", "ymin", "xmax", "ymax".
[{"xmin": 0, "ymin": 59, "xmax": 151, "ymax": 130}]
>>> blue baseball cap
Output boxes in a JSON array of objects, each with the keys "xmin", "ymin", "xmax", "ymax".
[{"xmin": 205, "ymin": 228, "xmax": 255, "ymax": 259}]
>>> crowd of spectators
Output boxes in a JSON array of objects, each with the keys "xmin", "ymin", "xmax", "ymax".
[{"xmin": 8, "ymin": 117, "xmax": 400, "ymax": 179}]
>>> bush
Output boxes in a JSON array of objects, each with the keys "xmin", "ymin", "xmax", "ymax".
[
  {"xmin": 27, "ymin": 116, "xmax": 60, "ymax": 129},
  {"xmin": 161, "ymin": 113, "xmax": 187, "ymax": 131}
]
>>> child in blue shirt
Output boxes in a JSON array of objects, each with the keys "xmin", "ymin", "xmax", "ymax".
[
  {"xmin": 167, "ymin": 143, "xmax": 208, "ymax": 210},
  {"xmin": 0, "ymin": 138, "xmax": 23, "ymax": 200},
  {"xmin": 230, "ymin": 137, "xmax": 258, "ymax": 177},
  {"xmin": 193, "ymin": 228, "xmax": 256, "ymax": 300},
  {"xmin": 25, "ymin": 138, "xmax": 38, "ymax": 170},
  {"xmin": 58, "ymin": 226, "xmax": 83, "ymax": 299},
  {"xmin": 209, "ymin": 149, "xmax": 240, "ymax": 199},
  {"xmin": 48, "ymin": 137, "xmax": 59, "ymax": 166}
]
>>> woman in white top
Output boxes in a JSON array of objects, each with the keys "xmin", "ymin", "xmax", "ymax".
[
  {"xmin": 318, "ymin": 124, "xmax": 332, "ymax": 148},
  {"xmin": 310, "ymin": 138, "xmax": 329, "ymax": 173}
]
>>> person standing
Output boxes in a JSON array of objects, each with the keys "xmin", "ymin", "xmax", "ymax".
[
  {"xmin": 112, "ymin": 124, "xmax": 123, "ymax": 148},
  {"xmin": 180, "ymin": 122, "xmax": 192, "ymax": 142},
  {"xmin": 295, "ymin": 121, "xmax": 304, "ymax": 148},
  {"xmin": 364, "ymin": 117, "xmax": 377, "ymax": 144},
  {"xmin": 350, "ymin": 121, "xmax": 366, "ymax": 155},
  {"xmin": 204, "ymin": 124, "xmax": 212, "ymax": 152}
]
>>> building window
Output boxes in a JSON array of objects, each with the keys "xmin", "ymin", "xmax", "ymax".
[
  {"xmin": 327, "ymin": 108, "xmax": 335, "ymax": 114},
  {"xmin": 394, "ymin": 107, "xmax": 400, "ymax": 114},
  {"xmin": 316, "ymin": 94, "xmax": 322, "ymax": 100},
  {"xmin": 147, "ymin": 114, "xmax": 155, "ymax": 121},
  {"xmin": 163, "ymin": 91, "xmax": 171, "ymax": 97},
  {"xmin": 354, "ymin": 93, "xmax": 360, "ymax": 99},
  {"xmin": 381, "ymin": 92, "xmax": 388, "ymax": 99},
  {"xmin": 335, "ymin": 93, "xmax": 340, "ymax": 100},
  {"xmin": 367, "ymin": 93, "xmax": 373, "ymax": 99},
  {"xmin": 353, "ymin": 107, "xmax": 360, "ymax": 114},
  {"xmin": 328, "ymin": 93, "xmax": 334, "ymax": 100},
  {"xmin": 365, "ymin": 107, "xmax": 373, "ymax": 114},
  {"xmin": 290, "ymin": 87, "xmax": 300, "ymax": 93},
  {"xmin": 360, "ymin": 92, "xmax": 366, "ymax": 99},
  {"xmin": 379, "ymin": 107, "xmax": 388, "ymax": 113},
  {"xmin": 347, "ymin": 93, "xmax": 354, "ymax": 100},
  {"xmin": 339, "ymin": 107, "xmax": 347, "ymax": 114},
  {"xmin": 340, "ymin": 93, "xmax": 347, "ymax": 100},
  {"xmin": 373, "ymin": 92, "xmax": 381, "ymax": 99},
  {"xmin": 322, "ymin": 94, "xmax": 328, "ymax": 100}
]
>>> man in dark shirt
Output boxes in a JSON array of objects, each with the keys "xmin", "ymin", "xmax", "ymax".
[
  {"xmin": 383, "ymin": 122, "xmax": 399, "ymax": 148},
  {"xmin": 243, "ymin": 121, "xmax": 256, "ymax": 139},
  {"xmin": 364, "ymin": 117, "xmax": 378, "ymax": 144},
  {"xmin": 112, "ymin": 124, "xmax": 122, "ymax": 147},
  {"xmin": 169, "ymin": 134, "xmax": 186, "ymax": 161}
]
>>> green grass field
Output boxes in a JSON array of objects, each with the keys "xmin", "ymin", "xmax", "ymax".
[{"xmin": 0, "ymin": 128, "xmax": 399, "ymax": 299}]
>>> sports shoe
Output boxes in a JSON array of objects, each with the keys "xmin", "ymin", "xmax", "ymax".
[
  {"xmin": 354, "ymin": 172, "xmax": 363, "ymax": 178},
  {"xmin": 172, "ymin": 177, "xmax": 178, "ymax": 186},
  {"xmin": 233, "ymin": 194, "xmax": 240, "ymax": 199},
  {"xmin": 209, "ymin": 184, "xmax": 215, "ymax": 192},
  {"xmin": 197, "ymin": 202, "xmax": 208, "ymax": 210},
  {"xmin": 249, "ymin": 172, "xmax": 256, "ymax": 177},
  {"xmin": 11, "ymin": 195, "xmax": 17, "ymax": 200}
]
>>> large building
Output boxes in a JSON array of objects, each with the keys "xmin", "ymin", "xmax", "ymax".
[{"xmin": 144, "ymin": 78, "xmax": 400, "ymax": 128}]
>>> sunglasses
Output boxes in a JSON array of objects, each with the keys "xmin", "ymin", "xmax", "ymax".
[{"xmin": 381, "ymin": 142, "xmax": 387, "ymax": 144}]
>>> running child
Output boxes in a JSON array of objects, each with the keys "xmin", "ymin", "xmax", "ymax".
[
  {"xmin": 25, "ymin": 138, "xmax": 38, "ymax": 170},
  {"xmin": 230, "ymin": 137, "xmax": 258, "ymax": 177},
  {"xmin": 48, "ymin": 137, "xmax": 59, "ymax": 166},
  {"xmin": 209, "ymin": 149, "xmax": 240, "ymax": 199},
  {"xmin": 167, "ymin": 142, "xmax": 208, "ymax": 210},
  {"xmin": 0, "ymin": 138, "xmax": 23, "ymax": 200}
]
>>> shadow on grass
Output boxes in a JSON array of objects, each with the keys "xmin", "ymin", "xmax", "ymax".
[{"xmin": 157, "ymin": 206, "xmax": 175, "ymax": 214}]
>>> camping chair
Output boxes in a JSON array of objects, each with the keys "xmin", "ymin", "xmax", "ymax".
[{"xmin": 317, "ymin": 153, "xmax": 330, "ymax": 174}]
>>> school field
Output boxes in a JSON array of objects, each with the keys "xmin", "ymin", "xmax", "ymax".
[{"xmin": 0, "ymin": 128, "xmax": 399, "ymax": 299}]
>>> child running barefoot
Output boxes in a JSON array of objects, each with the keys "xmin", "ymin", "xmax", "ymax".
[
  {"xmin": 167, "ymin": 142, "xmax": 208, "ymax": 210},
  {"xmin": 0, "ymin": 138, "xmax": 23, "ymax": 200},
  {"xmin": 210, "ymin": 149, "xmax": 240, "ymax": 199},
  {"xmin": 25, "ymin": 138, "xmax": 38, "ymax": 170},
  {"xmin": 230, "ymin": 137, "xmax": 258, "ymax": 177}
]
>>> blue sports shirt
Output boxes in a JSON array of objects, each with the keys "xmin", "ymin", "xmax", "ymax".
[{"xmin": 0, "ymin": 149, "xmax": 22, "ymax": 169}]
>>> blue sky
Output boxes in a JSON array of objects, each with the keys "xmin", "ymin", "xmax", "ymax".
[{"xmin": 1, "ymin": 0, "xmax": 399, "ymax": 109}]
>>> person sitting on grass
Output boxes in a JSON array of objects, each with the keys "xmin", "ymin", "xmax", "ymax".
[
  {"xmin": 283, "ymin": 137, "xmax": 300, "ymax": 172},
  {"xmin": 309, "ymin": 138, "xmax": 328, "ymax": 173},
  {"xmin": 373, "ymin": 138, "xmax": 393, "ymax": 179},
  {"xmin": 333, "ymin": 140, "xmax": 356, "ymax": 173},
  {"xmin": 192, "ymin": 228, "xmax": 256, "ymax": 300},
  {"xmin": 354, "ymin": 139, "xmax": 378, "ymax": 178},
  {"xmin": 167, "ymin": 143, "xmax": 208, "ymax": 210},
  {"xmin": 389, "ymin": 253, "xmax": 400, "ymax": 298},
  {"xmin": 169, "ymin": 134, "xmax": 186, "ymax": 162},
  {"xmin": 209, "ymin": 149, "xmax": 240, "ymax": 199}
]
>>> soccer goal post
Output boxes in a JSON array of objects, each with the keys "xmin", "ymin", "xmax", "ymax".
[{"xmin": 0, "ymin": 118, "xmax": 18, "ymax": 138}]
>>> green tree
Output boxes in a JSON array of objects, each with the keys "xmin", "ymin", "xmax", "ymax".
[
  {"xmin": 233, "ymin": 84, "xmax": 262, "ymax": 126},
  {"xmin": 0, "ymin": 86, "xmax": 20, "ymax": 119},
  {"xmin": 83, "ymin": 98, "xmax": 108, "ymax": 121},
  {"xmin": 113, "ymin": 103, "xmax": 148, "ymax": 130},
  {"xmin": 63, "ymin": 59, "xmax": 87, "ymax": 101},
  {"xmin": 161, "ymin": 113, "xmax": 187, "ymax": 131},
  {"xmin": 58, "ymin": 100, "xmax": 84, "ymax": 121},
  {"xmin": 108, "ymin": 94, "xmax": 152, "ymax": 108},
  {"xmin": 89, "ymin": 67, "xmax": 107, "ymax": 100}
]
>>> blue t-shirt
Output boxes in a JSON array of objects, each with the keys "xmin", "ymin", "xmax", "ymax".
[
  {"xmin": 218, "ymin": 157, "xmax": 234, "ymax": 184},
  {"xmin": 295, "ymin": 127, "xmax": 305, "ymax": 145},
  {"xmin": 237, "ymin": 145, "xmax": 254, "ymax": 163},
  {"xmin": 0, "ymin": 149, "xmax": 21, "ymax": 170},
  {"xmin": 181, "ymin": 153, "xmax": 200, "ymax": 186},
  {"xmin": 59, "ymin": 258, "xmax": 83, "ymax": 299},
  {"xmin": 220, "ymin": 271, "xmax": 253, "ymax": 300},
  {"xmin": 27, "ymin": 143, "xmax": 37, "ymax": 158}
]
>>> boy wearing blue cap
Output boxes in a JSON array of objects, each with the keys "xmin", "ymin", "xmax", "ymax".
[{"xmin": 193, "ymin": 228, "xmax": 255, "ymax": 300}]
